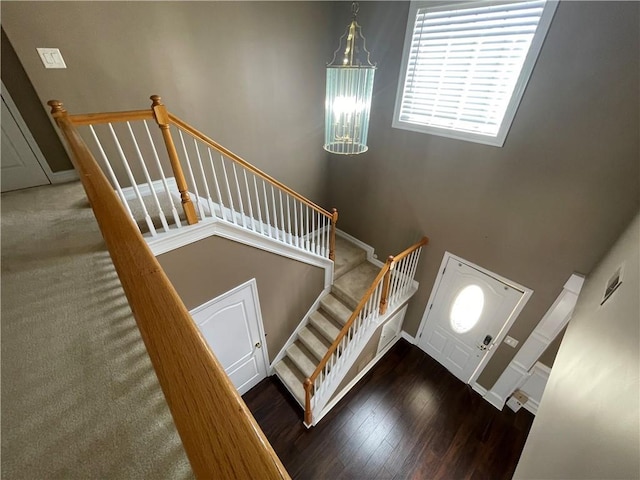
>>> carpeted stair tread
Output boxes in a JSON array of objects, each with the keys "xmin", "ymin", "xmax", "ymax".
[
  {"xmin": 320, "ymin": 294, "xmax": 353, "ymax": 326},
  {"xmin": 298, "ymin": 326, "xmax": 330, "ymax": 361},
  {"xmin": 286, "ymin": 342, "xmax": 318, "ymax": 379},
  {"xmin": 273, "ymin": 358, "xmax": 306, "ymax": 405},
  {"xmin": 309, "ymin": 311, "xmax": 342, "ymax": 342},
  {"xmin": 332, "ymin": 261, "xmax": 381, "ymax": 310},
  {"xmin": 334, "ymin": 236, "xmax": 367, "ymax": 279}
]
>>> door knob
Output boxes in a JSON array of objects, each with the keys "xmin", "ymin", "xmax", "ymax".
[{"xmin": 255, "ymin": 342, "xmax": 262, "ymax": 349}]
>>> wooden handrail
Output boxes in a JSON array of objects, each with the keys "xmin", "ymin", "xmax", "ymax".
[
  {"xmin": 68, "ymin": 109, "xmax": 154, "ymax": 125},
  {"xmin": 304, "ymin": 236, "xmax": 429, "ymax": 424},
  {"xmin": 49, "ymin": 100, "xmax": 290, "ymax": 480},
  {"xmin": 390, "ymin": 236, "xmax": 429, "ymax": 263},
  {"xmin": 168, "ymin": 113, "xmax": 332, "ymax": 218}
]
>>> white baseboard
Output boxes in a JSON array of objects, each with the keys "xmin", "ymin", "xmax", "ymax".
[
  {"xmin": 483, "ymin": 390, "xmax": 505, "ymax": 411},
  {"xmin": 400, "ymin": 330, "xmax": 416, "ymax": 344},
  {"xmin": 50, "ymin": 169, "xmax": 79, "ymax": 184},
  {"xmin": 471, "ymin": 382, "xmax": 488, "ymax": 396}
]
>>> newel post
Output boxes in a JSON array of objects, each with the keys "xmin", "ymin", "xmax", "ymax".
[
  {"xmin": 329, "ymin": 208, "xmax": 338, "ymax": 261},
  {"xmin": 48, "ymin": 100, "xmax": 68, "ymax": 124},
  {"xmin": 303, "ymin": 379, "xmax": 313, "ymax": 426},
  {"xmin": 150, "ymin": 95, "xmax": 198, "ymax": 225},
  {"xmin": 379, "ymin": 255, "xmax": 395, "ymax": 314}
]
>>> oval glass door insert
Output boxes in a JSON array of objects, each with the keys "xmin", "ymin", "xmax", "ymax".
[{"xmin": 450, "ymin": 285, "xmax": 484, "ymax": 333}]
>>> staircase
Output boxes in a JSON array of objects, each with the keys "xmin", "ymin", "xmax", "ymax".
[
  {"xmin": 273, "ymin": 235, "xmax": 376, "ymax": 405},
  {"xmin": 51, "ymin": 95, "xmax": 427, "ymax": 429}
]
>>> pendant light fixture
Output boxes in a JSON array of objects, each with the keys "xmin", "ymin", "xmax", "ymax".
[{"xmin": 323, "ymin": 2, "xmax": 376, "ymax": 155}]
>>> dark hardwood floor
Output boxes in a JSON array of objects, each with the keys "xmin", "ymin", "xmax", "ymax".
[{"xmin": 243, "ymin": 339, "xmax": 534, "ymax": 480}]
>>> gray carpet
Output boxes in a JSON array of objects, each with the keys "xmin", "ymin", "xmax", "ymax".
[{"xmin": 1, "ymin": 181, "xmax": 193, "ymax": 479}]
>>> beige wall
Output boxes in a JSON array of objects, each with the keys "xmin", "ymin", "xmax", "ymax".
[
  {"xmin": 1, "ymin": 28, "xmax": 72, "ymax": 172},
  {"xmin": 327, "ymin": 1, "xmax": 639, "ymax": 389},
  {"xmin": 1, "ymin": 1, "xmax": 333, "ymax": 207},
  {"xmin": 514, "ymin": 212, "xmax": 639, "ymax": 479},
  {"xmin": 157, "ymin": 236, "xmax": 324, "ymax": 363}
]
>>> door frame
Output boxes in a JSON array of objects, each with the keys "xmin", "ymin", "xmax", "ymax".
[
  {"xmin": 416, "ymin": 251, "xmax": 533, "ymax": 385},
  {"xmin": 1, "ymin": 81, "xmax": 54, "ymax": 184},
  {"xmin": 189, "ymin": 278, "xmax": 270, "ymax": 391}
]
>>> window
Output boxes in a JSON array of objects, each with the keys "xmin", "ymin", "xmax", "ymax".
[
  {"xmin": 393, "ymin": 0, "xmax": 558, "ymax": 146},
  {"xmin": 450, "ymin": 285, "xmax": 485, "ymax": 333}
]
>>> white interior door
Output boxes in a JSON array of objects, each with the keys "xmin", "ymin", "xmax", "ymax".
[
  {"xmin": 1, "ymin": 94, "xmax": 50, "ymax": 192},
  {"xmin": 417, "ymin": 256, "xmax": 526, "ymax": 383},
  {"xmin": 190, "ymin": 280, "xmax": 268, "ymax": 395}
]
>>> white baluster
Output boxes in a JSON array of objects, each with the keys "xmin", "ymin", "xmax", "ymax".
[
  {"xmin": 307, "ymin": 206, "xmax": 313, "ymax": 252},
  {"xmin": 231, "ymin": 162, "xmax": 247, "ymax": 228},
  {"xmin": 292, "ymin": 200, "xmax": 298, "ymax": 248},
  {"xmin": 242, "ymin": 170, "xmax": 256, "ymax": 231},
  {"xmin": 402, "ymin": 254, "xmax": 415, "ymax": 299},
  {"xmin": 231, "ymin": 164, "xmax": 247, "ymax": 228},
  {"xmin": 397, "ymin": 254, "xmax": 413, "ymax": 299},
  {"xmin": 284, "ymin": 195, "xmax": 292, "ymax": 244},
  {"xmin": 390, "ymin": 263, "xmax": 401, "ymax": 305},
  {"xmin": 402, "ymin": 253, "xmax": 415, "ymax": 299},
  {"xmin": 278, "ymin": 191, "xmax": 286, "ymax": 243},
  {"xmin": 108, "ymin": 123, "xmax": 156, "ymax": 236},
  {"xmin": 253, "ymin": 176, "xmax": 264, "ymax": 235},
  {"xmin": 321, "ymin": 215, "xmax": 327, "ymax": 257},
  {"xmin": 177, "ymin": 130, "xmax": 204, "ymax": 219},
  {"xmin": 193, "ymin": 139, "xmax": 215, "ymax": 218},
  {"xmin": 220, "ymin": 156, "xmax": 237, "ymax": 224},
  {"xmin": 142, "ymin": 120, "xmax": 181, "ymax": 228},
  {"xmin": 270, "ymin": 185, "xmax": 278, "ymax": 240},
  {"xmin": 126, "ymin": 122, "xmax": 169, "ymax": 233},
  {"xmin": 315, "ymin": 212, "xmax": 321, "ymax": 255},
  {"xmin": 89, "ymin": 125, "xmax": 135, "ymax": 224},
  {"xmin": 263, "ymin": 180, "xmax": 273, "ymax": 238},
  {"xmin": 299, "ymin": 202, "xmax": 304, "ymax": 250},
  {"xmin": 207, "ymin": 148, "xmax": 225, "ymax": 220}
]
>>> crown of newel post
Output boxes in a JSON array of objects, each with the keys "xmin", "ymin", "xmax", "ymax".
[{"xmin": 47, "ymin": 100, "xmax": 68, "ymax": 123}]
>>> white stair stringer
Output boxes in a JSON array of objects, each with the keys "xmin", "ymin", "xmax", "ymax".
[
  {"xmin": 269, "ymin": 287, "xmax": 333, "ymax": 380},
  {"xmin": 308, "ymin": 288, "xmax": 416, "ymax": 427}
]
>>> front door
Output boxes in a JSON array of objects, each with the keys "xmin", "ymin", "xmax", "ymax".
[
  {"xmin": 1, "ymin": 93, "xmax": 50, "ymax": 192},
  {"xmin": 190, "ymin": 280, "xmax": 268, "ymax": 395},
  {"xmin": 417, "ymin": 255, "xmax": 527, "ymax": 383}
]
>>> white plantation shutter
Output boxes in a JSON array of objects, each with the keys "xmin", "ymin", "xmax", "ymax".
[{"xmin": 393, "ymin": 0, "xmax": 558, "ymax": 146}]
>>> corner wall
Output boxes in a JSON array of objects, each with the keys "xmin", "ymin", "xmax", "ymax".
[
  {"xmin": 1, "ymin": 28, "xmax": 72, "ymax": 172},
  {"xmin": 514, "ymin": 212, "xmax": 639, "ymax": 479},
  {"xmin": 1, "ymin": 1, "xmax": 334, "ymax": 207},
  {"xmin": 158, "ymin": 236, "xmax": 325, "ymax": 363}
]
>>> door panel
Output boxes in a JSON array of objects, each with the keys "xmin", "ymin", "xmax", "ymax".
[
  {"xmin": 191, "ymin": 282, "xmax": 267, "ymax": 395},
  {"xmin": 1, "ymin": 95, "xmax": 50, "ymax": 192},
  {"xmin": 418, "ymin": 257, "xmax": 524, "ymax": 383}
]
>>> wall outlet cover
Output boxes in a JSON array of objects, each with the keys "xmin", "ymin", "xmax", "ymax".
[{"xmin": 37, "ymin": 48, "xmax": 67, "ymax": 69}]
